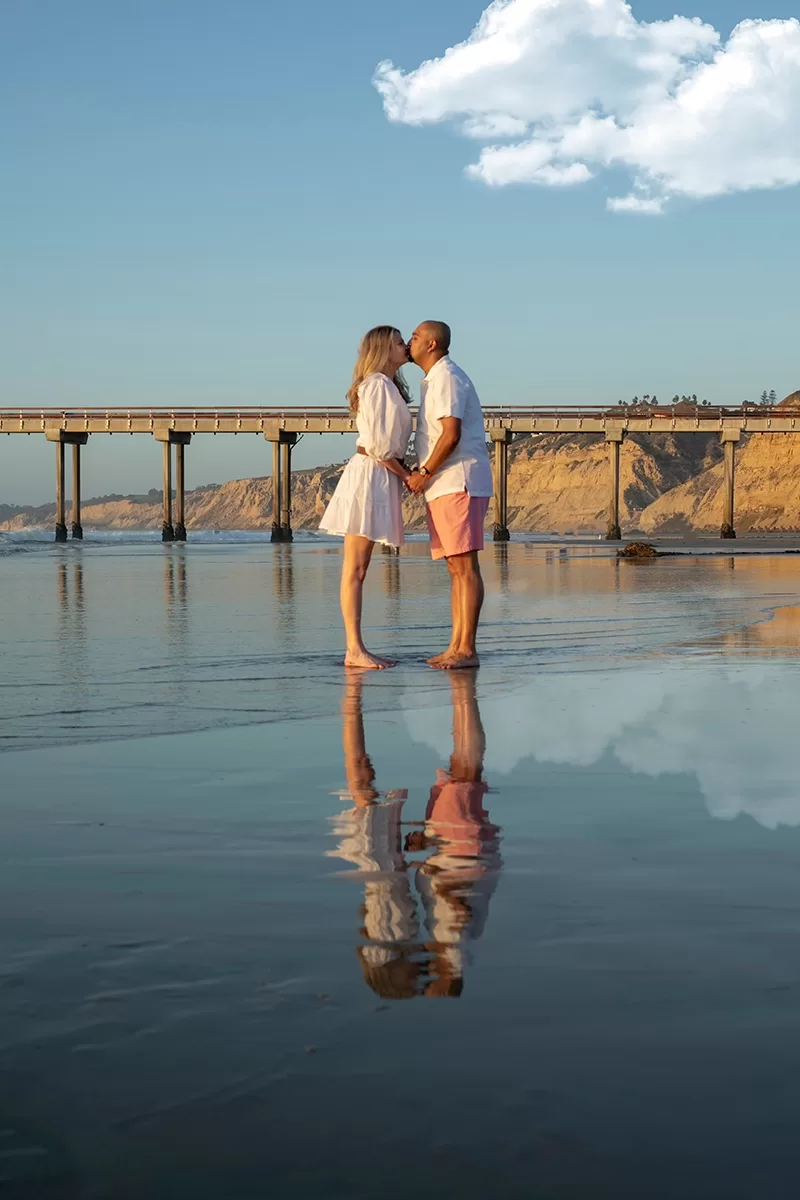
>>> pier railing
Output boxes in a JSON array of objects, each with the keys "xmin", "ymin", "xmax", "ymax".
[{"xmin": 3, "ymin": 404, "xmax": 798, "ymax": 543}]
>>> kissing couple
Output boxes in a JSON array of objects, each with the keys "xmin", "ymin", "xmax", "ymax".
[{"xmin": 319, "ymin": 322, "xmax": 494, "ymax": 672}]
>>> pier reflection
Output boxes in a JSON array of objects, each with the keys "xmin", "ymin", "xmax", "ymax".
[
  {"xmin": 57, "ymin": 558, "xmax": 86, "ymax": 642},
  {"xmin": 272, "ymin": 544, "xmax": 295, "ymax": 637},
  {"xmin": 328, "ymin": 673, "xmax": 502, "ymax": 999},
  {"xmin": 163, "ymin": 549, "xmax": 189, "ymax": 652}
]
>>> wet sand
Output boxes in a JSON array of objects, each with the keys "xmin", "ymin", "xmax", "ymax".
[{"xmin": 3, "ymin": 541, "xmax": 800, "ymax": 1197}]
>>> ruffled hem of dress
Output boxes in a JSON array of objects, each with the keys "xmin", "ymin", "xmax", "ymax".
[{"xmin": 317, "ymin": 523, "xmax": 405, "ymax": 548}]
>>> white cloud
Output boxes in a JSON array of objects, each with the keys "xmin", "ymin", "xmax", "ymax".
[
  {"xmin": 374, "ymin": 1, "xmax": 800, "ymax": 212},
  {"xmin": 607, "ymin": 193, "xmax": 664, "ymax": 214}
]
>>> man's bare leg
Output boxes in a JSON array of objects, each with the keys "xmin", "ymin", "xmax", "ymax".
[
  {"xmin": 342, "ymin": 674, "xmax": 378, "ymax": 803},
  {"xmin": 427, "ymin": 558, "xmax": 463, "ymax": 665},
  {"xmin": 448, "ymin": 673, "xmax": 486, "ymax": 779},
  {"xmin": 439, "ymin": 551, "xmax": 483, "ymax": 669},
  {"xmin": 341, "ymin": 534, "xmax": 396, "ymax": 669}
]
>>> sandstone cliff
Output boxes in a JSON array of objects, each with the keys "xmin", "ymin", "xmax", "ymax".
[
  {"xmin": 0, "ymin": 469, "xmax": 428, "ymax": 533},
  {"xmin": 638, "ymin": 391, "xmax": 800, "ymax": 534},
  {"xmin": 504, "ymin": 431, "xmax": 719, "ymax": 533}
]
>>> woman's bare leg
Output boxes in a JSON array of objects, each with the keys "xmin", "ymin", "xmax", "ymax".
[{"xmin": 341, "ymin": 535, "xmax": 396, "ymax": 669}]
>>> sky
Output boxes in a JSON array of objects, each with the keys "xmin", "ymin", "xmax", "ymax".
[{"xmin": 2, "ymin": 0, "xmax": 800, "ymax": 504}]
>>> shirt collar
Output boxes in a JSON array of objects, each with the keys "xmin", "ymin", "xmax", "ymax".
[{"xmin": 423, "ymin": 355, "xmax": 451, "ymax": 381}]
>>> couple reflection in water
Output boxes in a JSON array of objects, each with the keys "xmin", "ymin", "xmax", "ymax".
[{"xmin": 328, "ymin": 673, "xmax": 501, "ymax": 999}]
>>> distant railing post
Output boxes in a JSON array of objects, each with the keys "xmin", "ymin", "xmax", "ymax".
[
  {"xmin": 605, "ymin": 428, "xmax": 626, "ymax": 541},
  {"xmin": 490, "ymin": 429, "xmax": 513, "ymax": 542},
  {"xmin": 720, "ymin": 429, "xmax": 741, "ymax": 539}
]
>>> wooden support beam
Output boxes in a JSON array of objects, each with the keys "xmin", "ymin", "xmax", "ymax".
[
  {"xmin": 71, "ymin": 442, "xmax": 83, "ymax": 540},
  {"xmin": 162, "ymin": 440, "xmax": 174, "ymax": 542}
]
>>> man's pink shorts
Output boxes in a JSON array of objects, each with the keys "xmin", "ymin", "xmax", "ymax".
[{"xmin": 426, "ymin": 492, "xmax": 490, "ymax": 561}]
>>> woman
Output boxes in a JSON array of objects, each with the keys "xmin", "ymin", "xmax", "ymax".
[
  {"xmin": 319, "ymin": 326, "xmax": 413, "ymax": 669},
  {"xmin": 326, "ymin": 673, "xmax": 421, "ymax": 1000}
]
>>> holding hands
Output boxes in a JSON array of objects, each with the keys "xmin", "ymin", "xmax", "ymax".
[{"xmin": 405, "ymin": 469, "xmax": 430, "ymax": 495}]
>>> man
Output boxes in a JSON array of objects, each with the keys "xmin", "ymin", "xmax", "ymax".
[{"xmin": 407, "ymin": 321, "xmax": 493, "ymax": 669}]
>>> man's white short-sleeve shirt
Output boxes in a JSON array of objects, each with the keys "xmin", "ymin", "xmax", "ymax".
[{"xmin": 414, "ymin": 356, "xmax": 493, "ymax": 502}]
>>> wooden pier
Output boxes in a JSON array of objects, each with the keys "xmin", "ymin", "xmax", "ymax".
[{"xmin": 5, "ymin": 404, "xmax": 798, "ymax": 542}]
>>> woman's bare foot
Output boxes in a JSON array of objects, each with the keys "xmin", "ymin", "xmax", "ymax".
[
  {"xmin": 436, "ymin": 652, "xmax": 480, "ymax": 670},
  {"xmin": 344, "ymin": 651, "xmax": 396, "ymax": 670}
]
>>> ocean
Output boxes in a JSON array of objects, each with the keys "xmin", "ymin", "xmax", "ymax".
[{"xmin": 3, "ymin": 536, "xmax": 800, "ymax": 1197}]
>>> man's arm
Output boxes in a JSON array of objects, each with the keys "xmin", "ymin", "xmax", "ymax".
[{"xmin": 407, "ymin": 417, "xmax": 461, "ymax": 494}]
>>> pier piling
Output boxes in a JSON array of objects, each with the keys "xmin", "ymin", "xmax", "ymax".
[
  {"xmin": 280, "ymin": 436, "xmax": 296, "ymax": 542},
  {"xmin": 605, "ymin": 429, "xmax": 625, "ymax": 541},
  {"xmin": 268, "ymin": 431, "xmax": 297, "ymax": 543},
  {"xmin": 71, "ymin": 443, "xmax": 83, "ymax": 539},
  {"xmin": 55, "ymin": 440, "xmax": 67, "ymax": 542},
  {"xmin": 720, "ymin": 429, "xmax": 740, "ymax": 539},
  {"xmin": 271, "ymin": 440, "xmax": 282, "ymax": 542},
  {"xmin": 162, "ymin": 440, "xmax": 174, "ymax": 542},
  {"xmin": 154, "ymin": 430, "xmax": 191, "ymax": 542},
  {"xmin": 175, "ymin": 442, "xmax": 187, "ymax": 542},
  {"xmin": 490, "ymin": 429, "xmax": 513, "ymax": 542},
  {"xmin": 46, "ymin": 430, "xmax": 88, "ymax": 542}
]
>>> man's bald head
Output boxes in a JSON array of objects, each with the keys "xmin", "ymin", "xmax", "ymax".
[
  {"xmin": 409, "ymin": 320, "xmax": 452, "ymax": 371},
  {"xmin": 418, "ymin": 321, "xmax": 451, "ymax": 353}
]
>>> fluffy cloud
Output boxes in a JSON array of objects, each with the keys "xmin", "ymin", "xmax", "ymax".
[{"xmin": 374, "ymin": 0, "xmax": 800, "ymax": 212}]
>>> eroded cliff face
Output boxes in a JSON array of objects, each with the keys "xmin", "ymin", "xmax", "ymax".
[
  {"xmin": 0, "ymin": 468, "xmax": 427, "ymax": 533},
  {"xmin": 4, "ymin": 396, "xmax": 799, "ymax": 534},
  {"xmin": 504, "ymin": 431, "xmax": 720, "ymax": 533},
  {"xmin": 638, "ymin": 392, "xmax": 800, "ymax": 534},
  {"xmin": 638, "ymin": 434, "xmax": 800, "ymax": 534}
]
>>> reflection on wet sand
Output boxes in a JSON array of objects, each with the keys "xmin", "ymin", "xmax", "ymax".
[
  {"xmin": 163, "ymin": 550, "xmax": 189, "ymax": 652},
  {"xmin": 329, "ymin": 673, "xmax": 502, "ymax": 999},
  {"xmin": 723, "ymin": 604, "xmax": 800, "ymax": 654},
  {"xmin": 57, "ymin": 557, "xmax": 86, "ymax": 645},
  {"xmin": 272, "ymin": 544, "xmax": 295, "ymax": 636}
]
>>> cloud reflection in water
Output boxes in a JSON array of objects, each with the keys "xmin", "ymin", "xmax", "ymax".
[{"xmin": 406, "ymin": 657, "xmax": 800, "ymax": 832}]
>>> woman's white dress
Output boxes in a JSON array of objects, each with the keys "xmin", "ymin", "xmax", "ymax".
[{"xmin": 319, "ymin": 373, "xmax": 412, "ymax": 547}]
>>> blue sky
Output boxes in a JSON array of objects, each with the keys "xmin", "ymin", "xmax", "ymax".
[{"xmin": 2, "ymin": 0, "xmax": 799, "ymax": 504}]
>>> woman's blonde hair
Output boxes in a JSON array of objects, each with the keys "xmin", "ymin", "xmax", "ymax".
[{"xmin": 347, "ymin": 325, "xmax": 412, "ymax": 413}]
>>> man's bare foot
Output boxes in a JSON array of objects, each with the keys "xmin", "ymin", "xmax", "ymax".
[
  {"xmin": 426, "ymin": 649, "xmax": 455, "ymax": 666},
  {"xmin": 437, "ymin": 652, "xmax": 480, "ymax": 670},
  {"xmin": 344, "ymin": 651, "xmax": 396, "ymax": 670}
]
